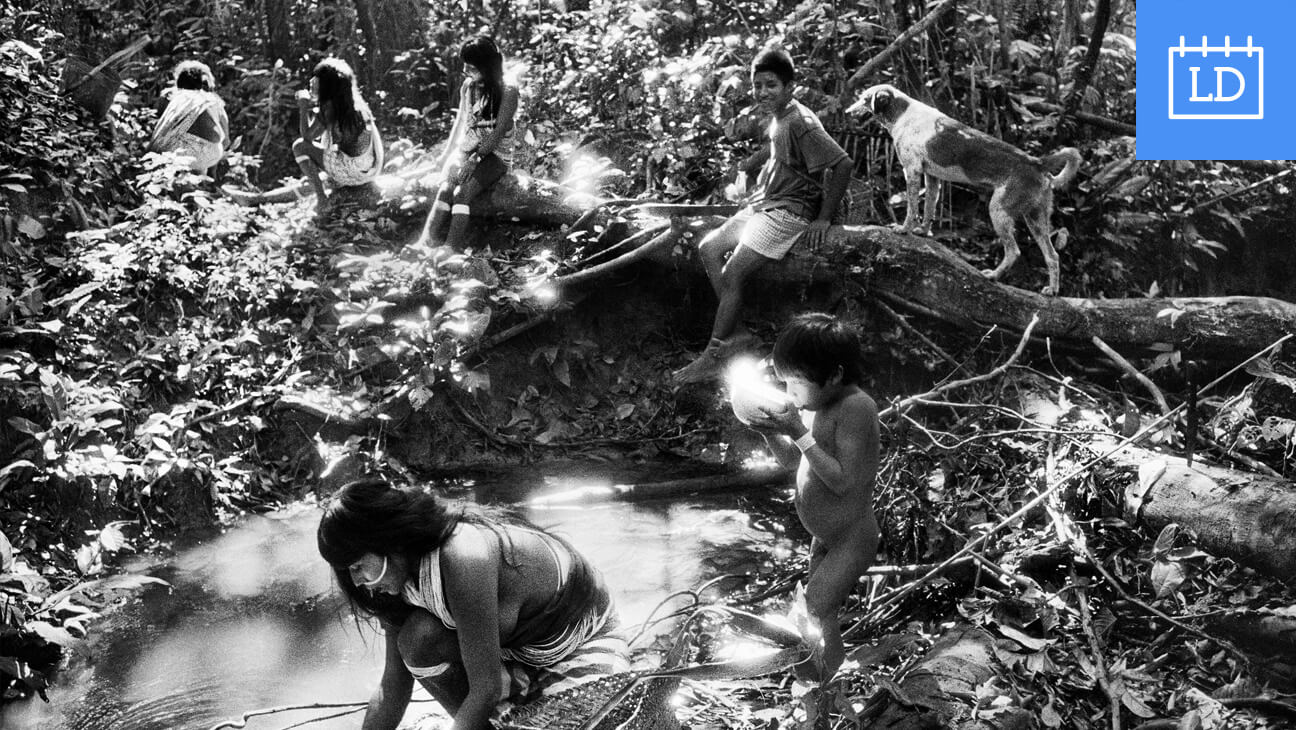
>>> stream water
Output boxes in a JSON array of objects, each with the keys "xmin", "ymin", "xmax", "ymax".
[{"xmin": 2, "ymin": 466, "xmax": 794, "ymax": 730}]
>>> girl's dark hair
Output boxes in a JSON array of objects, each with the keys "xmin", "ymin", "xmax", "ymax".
[
  {"xmin": 313, "ymin": 57, "xmax": 371, "ymax": 149},
  {"xmin": 317, "ymin": 478, "xmax": 534, "ymax": 624},
  {"xmin": 174, "ymin": 60, "xmax": 215, "ymax": 91},
  {"xmin": 460, "ymin": 35, "xmax": 505, "ymax": 120},
  {"xmin": 751, "ymin": 48, "xmax": 795, "ymax": 85},
  {"xmin": 771, "ymin": 313, "xmax": 864, "ymax": 387}
]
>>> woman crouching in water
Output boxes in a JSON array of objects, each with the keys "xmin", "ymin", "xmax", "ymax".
[
  {"xmin": 293, "ymin": 58, "xmax": 384, "ymax": 211},
  {"xmin": 318, "ymin": 479, "xmax": 629, "ymax": 730}
]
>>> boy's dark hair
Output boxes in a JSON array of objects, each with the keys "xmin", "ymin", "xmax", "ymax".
[
  {"xmin": 772, "ymin": 313, "xmax": 863, "ymax": 387},
  {"xmin": 751, "ymin": 48, "xmax": 795, "ymax": 85}
]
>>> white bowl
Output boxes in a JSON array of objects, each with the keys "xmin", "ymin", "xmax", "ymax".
[{"xmin": 730, "ymin": 378, "xmax": 792, "ymax": 425}]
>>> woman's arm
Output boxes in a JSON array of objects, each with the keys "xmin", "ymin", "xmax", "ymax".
[
  {"xmin": 296, "ymin": 90, "xmax": 316, "ymax": 142},
  {"xmin": 470, "ymin": 84, "xmax": 519, "ymax": 158},
  {"xmin": 361, "ymin": 629, "xmax": 415, "ymax": 730},
  {"xmin": 443, "ymin": 527, "xmax": 505, "ymax": 730}
]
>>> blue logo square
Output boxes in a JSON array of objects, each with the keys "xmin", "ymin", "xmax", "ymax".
[{"xmin": 1137, "ymin": 0, "xmax": 1296, "ymax": 159}]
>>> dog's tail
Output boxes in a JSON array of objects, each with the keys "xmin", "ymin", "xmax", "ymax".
[{"xmin": 1044, "ymin": 148, "xmax": 1082, "ymax": 190}]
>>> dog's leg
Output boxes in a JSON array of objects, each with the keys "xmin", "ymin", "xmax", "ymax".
[
  {"xmin": 1024, "ymin": 208, "xmax": 1060, "ymax": 296},
  {"xmin": 982, "ymin": 188, "xmax": 1021, "ymax": 282},
  {"xmin": 916, "ymin": 172, "xmax": 939, "ymax": 235},
  {"xmin": 891, "ymin": 164, "xmax": 924, "ymax": 233}
]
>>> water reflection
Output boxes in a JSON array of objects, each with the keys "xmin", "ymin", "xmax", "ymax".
[{"xmin": 2, "ymin": 479, "xmax": 792, "ymax": 730}]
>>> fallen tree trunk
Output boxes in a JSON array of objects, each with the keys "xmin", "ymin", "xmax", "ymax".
[
  {"xmin": 1112, "ymin": 448, "xmax": 1296, "ymax": 582},
  {"xmin": 1204, "ymin": 610, "xmax": 1296, "ymax": 688},
  {"xmin": 708, "ymin": 225, "xmax": 1296, "ymax": 360},
  {"xmin": 226, "ymin": 169, "xmax": 592, "ymax": 229},
  {"xmin": 258, "ymin": 176, "xmax": 1296, "ymax": 359}
]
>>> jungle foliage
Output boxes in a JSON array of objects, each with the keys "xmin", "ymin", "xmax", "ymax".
[{"xmin": 2, "ymin": 0, "xmax": 1296, "ymax": 723}]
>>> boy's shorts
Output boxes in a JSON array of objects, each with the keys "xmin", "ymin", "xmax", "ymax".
[{"xmin": 737, "ymin": 207, "xmax": 808, "ymax": 260}]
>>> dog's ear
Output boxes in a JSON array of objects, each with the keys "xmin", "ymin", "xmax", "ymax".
[{"xmin": 872, "ymin": 88, "xmax": 892, "ymax": 113}]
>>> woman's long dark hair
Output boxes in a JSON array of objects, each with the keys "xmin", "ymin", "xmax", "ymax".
[
  {"xmin": 460, "ymin": 35, "xmax": 505, "ymax": 120},
  {"xmin": 312, "ymin": 57, "xmax": 371, "ymax": 150},
  {"xmin": 317, "ymin": 478, "xmax": 537, "ymax": 624}
]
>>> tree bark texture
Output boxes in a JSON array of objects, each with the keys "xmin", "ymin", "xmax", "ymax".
[
  {"xmin": 411, "ymin": 183, "xmax": 1296, "ymax": 359},
  {"xmin": 760, "ymin": 226, "xmax": 1296, "ymax": 360},
  {"xmin": 351, "ymin": 0, "xmax": 384, "ymax": 87},
  {"xmin": 1062, "ymin": 0, "xmax": 1114, "ymax": 119},
  {"xmin": 302, "ymin": 181, "xmax": 1296, "ymax": 361},
  {"xmin": 1115, "ymin": 448, "xmax": 1296, "ymax": 582},
  {"xmin": 1204, "ymin": 611, "xmax": 1296, "ymax": 688},
  {"xmin": 262, "ymin": 0, "xmax": 294, "ymax": 65}
]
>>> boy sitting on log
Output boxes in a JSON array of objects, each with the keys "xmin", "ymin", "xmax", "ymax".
[{"xmin": 673, "ymin": 49, "xmax": 853, "ymax": 383}]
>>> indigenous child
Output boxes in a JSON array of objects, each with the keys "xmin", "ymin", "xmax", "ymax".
[
  {"xmin": 673, "ymin": 49, "xmax": 853, "ymax": 383},
  {"xmin": 148, "ymin": 60, "xmax": 230, "ymax": 176},
  {"xmin": 293, "ymin": 58, "xmax": 384, "ymax": 210},
  {"xmin": 317, "ymin": 479, "xmax": 628, "ymax": 730},
  {"xmin": 745, "ymin": 313, "xmax": 879, "ymax": 680},
  {"xmin": 419, "ymin": 35, "xmax": 520, "ymax": 248}
]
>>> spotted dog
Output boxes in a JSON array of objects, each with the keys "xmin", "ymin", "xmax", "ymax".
[{"xmin": 848, "ymin": 84, "xmax": 1081, "ymax": 295}]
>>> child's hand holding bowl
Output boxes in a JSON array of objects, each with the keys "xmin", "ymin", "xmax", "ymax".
[{"xmin": 728, "ymin": 358, "xmax": 796, "ymax": 429}]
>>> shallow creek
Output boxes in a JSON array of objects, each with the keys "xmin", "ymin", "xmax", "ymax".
[{"xmin": 2, "ymin": 466, "xmax": 794, "ymax": 730}]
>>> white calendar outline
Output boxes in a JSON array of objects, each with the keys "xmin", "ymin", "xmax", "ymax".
[{"xmin": 1168, "ymin": 35, "xmax": 1264, "ymax": 120}]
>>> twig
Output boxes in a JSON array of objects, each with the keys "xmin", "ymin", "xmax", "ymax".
[
  {"xmin": 275, "ymin": 706, "xmax": 366, "ymax": 729},
  {"xmin": 461, "ymin": 311, "xmax": 556, "ymax": 360},
  {"xmin": 880, "ymin": 313, "xmax": 1041, "ymax": 420},
  {"xmin": 208, "ymin": 701, "xmax": 367, "ymax": 730},
  {"xmin": 1076, "ymin": 539, "xmax": 1251, "ymax": 667},
  {"xmin": 846, "ymin": 0, "xmax": 959, "ymax": 90},
  {"xmin": 551, "ymin": 223, "xmax": 674, "ymax": 289},
  {"xmin": 845, "ymin": 333, "xmax": 1293, "ymax": 641},
  {"xmin": 62, "ymin": 35, "xmax": 150, "ymax": 94},
  {"xmin": 1024, "ymin": 101, "xmax": 1135, "ymax": 136},
  {"xmin": 1072, "ymin": 566, "xmax": 1122, "ymax": 730},
  {"xmin": 184, "ymin": 357, "xmax": 297, "ymax": 429},
  {"xmin": 1188, "ymin": 427, "xmax": 1282, "ymax": 478},
  {"xmin": 1185, "ymin": 168, "xmax": 1295, "ymax": 217},
  {"xmin": 447, "ymin": 393, "xmax": 518, "ymax": 449},
  {"xmin": 1093, "ymin": 336, "xmax": 1170, "ymax": 415},
  {"xmin": 872, "ymin": 297, "xmax": 966, "ymax": 376}
]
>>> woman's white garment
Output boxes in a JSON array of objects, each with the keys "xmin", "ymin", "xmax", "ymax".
[
  {"xmin": 321, "ymin": 126, "xmax": 380, "ymax": 186},
  {"xmin": 149, "ymin": 89, "xmax": 225, "ymax": 172}
]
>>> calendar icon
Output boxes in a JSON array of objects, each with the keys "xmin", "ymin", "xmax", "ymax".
[{"xmin": 1168, "ymin": 36, "xmax": 1263, "ymax": 119}]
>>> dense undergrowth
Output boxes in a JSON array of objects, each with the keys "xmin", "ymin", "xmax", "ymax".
[{"xmin": 3, "ymin": 0, "xmax": 1296, "ymax": 723}]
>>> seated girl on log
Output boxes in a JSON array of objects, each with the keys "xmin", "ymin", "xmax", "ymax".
[
  {"xmin": 317, "ymin": 478, "xmax": 629, "ymax": 730},
  {"xmin": 419, "ymin": 35, "xmax": 520, "ymax": 248},
  {"xmin": 148, "ymin": 60, "xmax": 230, "ymax": 176},
  {"xmin": 293, "ymin": 57, "xmax": 384, "ymax": 211}
]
